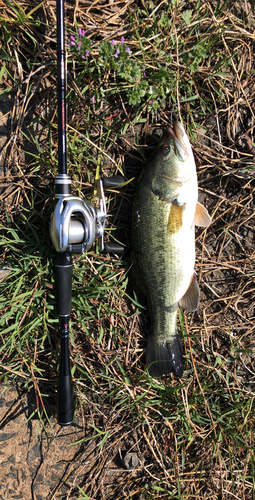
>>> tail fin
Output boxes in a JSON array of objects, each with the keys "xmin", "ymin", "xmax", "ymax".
[{"xmin": 146, "ymin": 334, "xmax": 183, "ymax": 378}]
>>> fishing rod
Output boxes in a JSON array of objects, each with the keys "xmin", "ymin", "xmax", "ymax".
[{"xmin": 50, "ymin": 0, "xmax": 124, "ymax": 426}]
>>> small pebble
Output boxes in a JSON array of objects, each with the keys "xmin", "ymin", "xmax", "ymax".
[
  {"xmin": 7, "ymin": 455, "xmax": 15, "ymax": 464},
  {"xmin": 32, "ymin": 443, "xmax": 41, "ymax": 458},
  {"xmin": 0, "ymin": 433, "xmax": 16, "ymax": 442},
  {"xmin": 27, "ymin": 451, "xmax": 35, "ymax": 462},
  {"xmin": 5, "ymin": 401, "xmax": 15, "ymax": 408},
  {"xmin": 42, "ymin": 480, "xmax": 53, "ymax": 486},
  {"xmin": 123, "ymin": 452, "xmax": 139, "ymax": 469}
]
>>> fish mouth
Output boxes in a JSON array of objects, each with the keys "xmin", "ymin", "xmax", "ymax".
[{"xmin": 166, "ymin": 121, "xmax": 189, "ymax": 159}]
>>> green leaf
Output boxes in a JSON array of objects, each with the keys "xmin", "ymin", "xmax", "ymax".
[
  {"xmin": 98, "ymin": 430, "xmax": 110, "ymax": 450},
  {"xmin": 181, "ymin": 94, "xmax": 200, "ymax": 103},
  {"xmin": 182, "ymin": 9, "xmax": 193, "ymax": 25},
  {"xmin": 0, "ymin": 63, "xmax": 6, "ymax": 81},
  {"xmin": 97, "ymin": 326, "xmax": 104, "ymax": 344}
]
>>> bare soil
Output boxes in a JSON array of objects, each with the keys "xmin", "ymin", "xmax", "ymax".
[{"xmin": 0, "ymin": 382, "xmax": 145, "ymax": 500}]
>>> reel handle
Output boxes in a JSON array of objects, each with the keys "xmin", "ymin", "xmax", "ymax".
[
  {"xmin": 103, "ymin": 242, "xmax": 125, "ymax": 254},
  {"xmin": 100, "ymin": 175, "xmax": 125, "ymax": 254},
  {"xmin": 102, "ymin": 175, "xmax": 124, "ymax": 189}
]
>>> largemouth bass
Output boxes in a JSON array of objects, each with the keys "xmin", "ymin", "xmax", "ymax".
[{"xmin": 132, "ymin": 121, "xmax": 211, "ymax": 378}]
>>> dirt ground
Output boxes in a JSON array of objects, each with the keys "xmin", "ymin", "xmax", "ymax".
[
  {"xmin": 0, "ymin": 382, "xmax": 145, "ymax": 500},
  {"xmin": 0, "ymin": 382, "xmax": 85, "ymax": 500}
]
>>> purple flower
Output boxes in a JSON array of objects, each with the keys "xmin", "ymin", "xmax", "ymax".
[
  {"xmin": 78, "ymin": 28, "xmax": 85, "ymax": 38},
  {"xmin": 143, "ymin": 70, "xmax": 147, "ymax": 78},
  {"xmin": 110, "ymin": 40, "xmax": 116, "ymax": 45},
  {"xmin": 121, "ymin": 36, "xmax": 125, "ymax": 47},
  {"xmin": 70, "ymin": 35, "xmax": 76, "ymax": 46},
  {"xmin": 125, "ymin": 47, "xmax": 132, "ymax": 55},
  {"xmin": 114, "ymin": 48, "xmax": 120, "ymax": 58},
  {"xmin": 78, "ymin": 41, "xmax": 81, "ymax": 50},
  {"xmin": 90, "ymin": 96, "xmax": 96, "ymax": 102},
  {"xmin": 85, "ymin": 49, "xmax": 89, "ymax": 57},
  {"xmin": 82, "ymin": 55, "xmax": 85, "ymax": 59}
]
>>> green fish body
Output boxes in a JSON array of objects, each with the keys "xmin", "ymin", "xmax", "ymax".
[{"xmin": 132, "ymin": 122, "xmax": 210, "ymax": 377}]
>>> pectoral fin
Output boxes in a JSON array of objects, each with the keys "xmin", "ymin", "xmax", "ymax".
[
  {"xmin": 194, "ymin": 201, "xmax": 211, "ymax": 227},
  {"xmin": 179, "ymin": 273, "xmax": 200, "ymax": 312}
]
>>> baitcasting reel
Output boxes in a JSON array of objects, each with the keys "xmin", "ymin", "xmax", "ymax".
[{"xmin": 50, "ymin": 173, "xmax": 124, "ymax": 255}]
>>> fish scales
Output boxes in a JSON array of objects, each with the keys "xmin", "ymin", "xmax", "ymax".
[{"xmin": 132, "ymin": 121, "xmax": 211, "ymax": 378}]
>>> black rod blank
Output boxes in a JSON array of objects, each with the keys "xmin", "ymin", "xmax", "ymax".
[
  {"xmin": 55, "ymin": 0, "xmax": 74, "ymax": 425},
  {"xmin": 57, "ymin": 0, "xmax": 67, "ymax": 176}
]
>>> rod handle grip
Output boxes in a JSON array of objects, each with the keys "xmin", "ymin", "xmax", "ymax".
[
  {"xmin": 57, "ymin": 373, "xmax": 73, "ymax": 425},
  {"xmin": 57, "ymin": 318, "xmax": 74, "ymax": 425},
  {"xmin": 55, "ymin": 252, "xmax": 73, "ymax": 316}
]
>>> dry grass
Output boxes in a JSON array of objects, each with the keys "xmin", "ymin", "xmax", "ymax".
[{"xmin": 1, "ymin": 0, "xmax": 255, "ymax": 499}]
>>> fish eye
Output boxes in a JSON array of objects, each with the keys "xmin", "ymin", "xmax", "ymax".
[{"xmin": 162, "ymin": 144, "xmax": 170, "ymax": 155}]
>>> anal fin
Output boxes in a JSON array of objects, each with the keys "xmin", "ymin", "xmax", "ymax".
[{"xmin": 179, "ymin": 273, "xmax": 200, "ymax": 312}]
